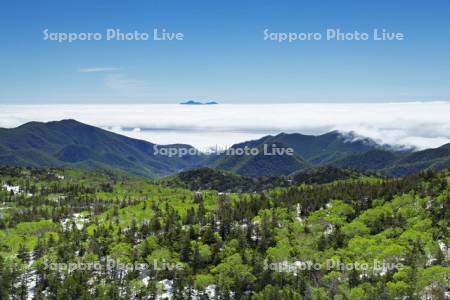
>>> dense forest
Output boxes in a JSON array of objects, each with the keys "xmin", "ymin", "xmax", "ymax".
[{"xmin": 0, "ymin": 166, "xmax": 449, "ymax": 299}]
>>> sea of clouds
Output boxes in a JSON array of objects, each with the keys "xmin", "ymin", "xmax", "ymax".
[{"xmin": 0, "ymin": 102, "xmax": 449, "ymax": 150}]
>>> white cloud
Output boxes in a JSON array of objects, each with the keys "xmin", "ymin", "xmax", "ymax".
[
  {"xmin": 0, "ymin": 102, "xmax": 449, "ymax": 150},
  {"xmin": 79, "ymin": 67, "xmax": 120, "ymax": 73}
]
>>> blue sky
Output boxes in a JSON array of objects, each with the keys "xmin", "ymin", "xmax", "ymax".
[{"xmin": 0, "ymin": 0, "xmax": 449, "ymax": 104}]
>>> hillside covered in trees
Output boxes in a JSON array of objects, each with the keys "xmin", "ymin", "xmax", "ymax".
[
  {"xmin": 2, "ymin": 120, "xmax": 450, "ymax": 178},
  {"xmin": 0, "ymin": 166, "xmax": 449, "ymax": 299}
]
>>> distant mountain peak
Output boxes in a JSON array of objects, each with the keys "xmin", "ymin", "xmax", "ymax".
[
  {"xmin": 337, "ymin": 131, "xmax": 379, "ymax": 146},
  {"xmin": 18, "ymin": 119, "xmax": 84, "ymax": 128},
  {"xmin": 0, "ymin": 119, "xmax": 204, "ymax": 178},
  {"xmin": 180, "ymin": 100, "xmax": 218, "ymax": 105},
  {"xmin": 52, "ymin": 119, "xmax": 81, "ymax": 124}
]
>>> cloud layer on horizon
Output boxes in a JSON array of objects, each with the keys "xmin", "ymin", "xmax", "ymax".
[{"xmin": 0, "ymin": 102, "xmax": 449, "ymax": 150}]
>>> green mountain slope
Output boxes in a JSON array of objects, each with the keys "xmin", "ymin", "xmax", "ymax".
[
  {"xmin": 291, "ymin": 166, "xmax": 370, "ymax": 184},
  {"xmin": 209, "ymin": 140, "xmax": 309, "ymax": 176},
  {"xmin": 163, "ymin": 167, "xmax": 291, "ymax": 192},
  {"xmin": 206, "ymin": 131, "xmax": 386, "ymax": 176},
  {"xmin": 271, "ymin": 131, "xmax": 382, "ymax": 164},
  {"xmin": 334, "ymin": 143, "xmax": 450, "ymax": 176},
  {"xmin": 1, "ymin": 120, "xmax": 449, "ymax": 178},
  {"xmin": 0, "ymin": 119, "xmax": 204, "ymax": 177},
  {"xmin": 332, "ymin": 150, "xmax": 400, "ymax": 171}
]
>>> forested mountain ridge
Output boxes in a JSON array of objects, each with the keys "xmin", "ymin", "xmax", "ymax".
[
  {"xmin": 0, "ymin": 166, "xmax": 449, "ymax": 299},
  {"xmin": 204, "ymin": 131, "xmax": 385, "ymax": 175},
  {"xmin": 0, "ymin": 119, "xmax": 204, "ymax": 177},
  {"xmin": 208, "ymin": 140, "xmax": 310, "ymax": 177},
  {"xmin": 163, "ymin": 167, "xmax": 293, "ymax": 192},
  {"xmin": 207, "ymin": 131, "xmax": 450, "ymax": 176},
  {"xmin": 1, "ymin": 119, "xmax": 450, "ymax": 178},
  {"xmin": 264, "ymin": 131, "xmax": 386, "ymax": 163},
  {"xmin": 164, "ymin": 166, "xmax": 371, "ymax": 193},
  {"xmin": 334, "ymin": 144, "xmax": 450, "ymax": 176}
]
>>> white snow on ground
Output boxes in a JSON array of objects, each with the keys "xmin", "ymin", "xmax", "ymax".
[
  {"xmin": 2, "ymin": 184, "xmax": 32, "ymax": 197},
  {"xmin": 149, "ymin": 277, "xmax": 216, "ymax": 300},
  {"xmin": 426, "ymin": 253, "xmax": 436, "ymax": 266},
  {"xmin": 26, "ymin": 253, "xmax": 36, "ymax": 300},
  {"xmin": 296, "ymin": 204, "xmax": 304, "ymax": 222},
  {"xmin": 136, "ymin": 274, "xmax": 217, "ymax": 300},
  {"xmin": 324, "ymin": 224, "xmax": 334, "ymax": 235},
  {"xmin": 438, "ymin": 240, "xmax": 450, "ymax": 260},
  {"xmin": 142, "ymin": 275, "xmax": 150, "ymax": 287},
  {"xmin": 2, "ymin": 184, "xmax": 21, "ymax": 194},
  {"xmin": 13, "ymin": 252, "xmax": 37, "ymax": 300},
  {"xmin": 156, "ymin": 279, "xmax": 173, "ymax": 300},
  {"xmin": 61, "ymin": 213, "xmax": 89, "ymax": 230},
  {"xmin": 204, "ymin": 285, "xmax": 216, "ymax": 299},
  {"xmin": 190, "ymin": 284, "xmax": 217, "ymax": 300}
]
